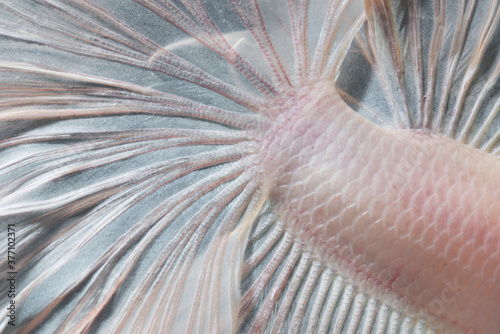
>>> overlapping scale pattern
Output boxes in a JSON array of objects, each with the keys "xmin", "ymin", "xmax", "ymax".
[{"xmin": 263, "ymin": 83, "xmax": 500, "ymax": 333}]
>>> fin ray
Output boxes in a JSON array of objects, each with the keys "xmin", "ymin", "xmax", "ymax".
[{"xmin": 361, "ymin": 0, "xmax": 500, "ymax": 155}]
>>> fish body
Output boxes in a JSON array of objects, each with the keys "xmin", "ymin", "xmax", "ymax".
[
  {"xmin": 261, "ymin": 82, "xmax": 500, "ymax": 332},
  {"xmin": 0, "ymin": 0, "xmax": 498, "ymax": 333}
]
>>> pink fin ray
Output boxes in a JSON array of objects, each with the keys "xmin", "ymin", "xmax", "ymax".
[{"xmin": 361, "ymin": 0, "xmax": 500, "ymax": 155}]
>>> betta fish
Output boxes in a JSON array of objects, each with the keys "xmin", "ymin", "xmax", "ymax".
[{"xmin": 0, "ymin": 0, "xmax": 499, "ymax": 333}]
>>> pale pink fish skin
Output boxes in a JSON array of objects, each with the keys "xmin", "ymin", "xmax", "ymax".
[{"xmin": 258, "ymin": 82, "xmax": 500, "ymax": 333}]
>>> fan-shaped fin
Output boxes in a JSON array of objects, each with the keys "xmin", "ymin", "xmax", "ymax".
[{"xmin": 362, "ymin": 0, "xmax": 500, "ymax": 155}]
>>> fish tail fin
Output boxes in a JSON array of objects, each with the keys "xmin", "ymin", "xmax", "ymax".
[
  {"xmin": 358, "ymin": 0, "xmax": 500, "ymax": 154},
  {"xmin": 0, "ymin": 57, "xmax": 263, "ymax": 333},
  {"xmin": 0, "ymin": 0, "xmax": 270, "ymax": 332},
  {"xmin": 106, "ymin": 180, "xmax": 265, "ymax": 334}
]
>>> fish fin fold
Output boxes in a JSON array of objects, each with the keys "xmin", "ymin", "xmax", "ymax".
[
  {"xmin": 238, "ymin": 214, "xmax": 442, "ymax": 333},
  {"xmin": 0, "ymin": 57, "xmax": 260, "ymax": 332},
  {"xmin": 361, "ymin": 0, "xmax": 500, "ymax": 154}
]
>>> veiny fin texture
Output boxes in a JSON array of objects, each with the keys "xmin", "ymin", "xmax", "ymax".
[
  {"xmin": 0, "ymin": 0, "xmax": 498, "ymax": 334},
  {"xmin": 357, "ymin": 0, "xmax": 500, "ymax": 150},
  {"xmin": 0, "ymin": 1, "xmax": 266, "ymax": 332}
]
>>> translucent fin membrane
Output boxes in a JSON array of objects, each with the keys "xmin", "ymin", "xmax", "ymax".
[
  {"xmin": 356, "ymin": 0, "xmax": 500, "ymax": 154},
  {"xmin": 0, "ymin": 1, "xmax": 267, "ymax": 328},
  {"xmin": 0, "ymin": 1, "xmax": 264, "ymax": 110}
]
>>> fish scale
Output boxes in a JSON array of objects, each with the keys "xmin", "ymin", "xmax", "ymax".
[{"xmin": 266, "ymin": 82, "xmax": 500, "ymax": 332}]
